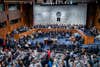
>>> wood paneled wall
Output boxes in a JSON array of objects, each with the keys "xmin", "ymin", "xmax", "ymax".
[
  {"xmin": 94, "ymin": 6, "xmax": 100, "ymax": 30},
  {"xmin": 86, "ymin": 4, "xmax": 100, "ymax": 31},
  {"xmin": 22, "ymin": 3, "xmax": 33, "ymax": 27},
  {"xmin": 0, "ymin": 3, "xmax": 33, "ymax": 39},
  {"xmin": 86, "ymin": 4, "xmax": 97, "ymax": 28}
]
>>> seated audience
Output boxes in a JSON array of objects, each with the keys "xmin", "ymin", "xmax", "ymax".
[{"xmin": 0, "ymin": 24, "xmax": 100, "ymax": 67}]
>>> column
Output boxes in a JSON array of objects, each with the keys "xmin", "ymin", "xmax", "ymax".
[
  {"xmin": 5, "ymin": 3, "xmax": 9, "ymax": 27},
  {"xmin": 20, "ymin": 2, "xmax": 24, "ymax": 26},
  {"xmin": 4, "ymin": 3, "xmax": 10, "ymax": 39}
]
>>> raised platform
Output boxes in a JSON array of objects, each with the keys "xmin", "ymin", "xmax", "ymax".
[{"xmin": 14, "ymin": 28, "xmax": 94, "ymax": 45}]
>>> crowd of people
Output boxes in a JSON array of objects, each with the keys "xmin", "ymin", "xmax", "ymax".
[
  {"xmin": 0, "ymin": 24, "xmax": 100, "ymax": 67},
  {"xmin": 32, "ymin": 24, "xmax": 85, "ymax": 30},
  {"xmin": 11, "ymin": 24, "xmax": 85, "ymax": 34},
  {"xmin": 11, "ymin": 24, "xmax": 100, "ymax": 37}
]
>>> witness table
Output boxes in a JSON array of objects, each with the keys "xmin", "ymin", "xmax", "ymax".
[{"xmin": 44, "ymin": 38, "xmax": 57, "ymax": 45}]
